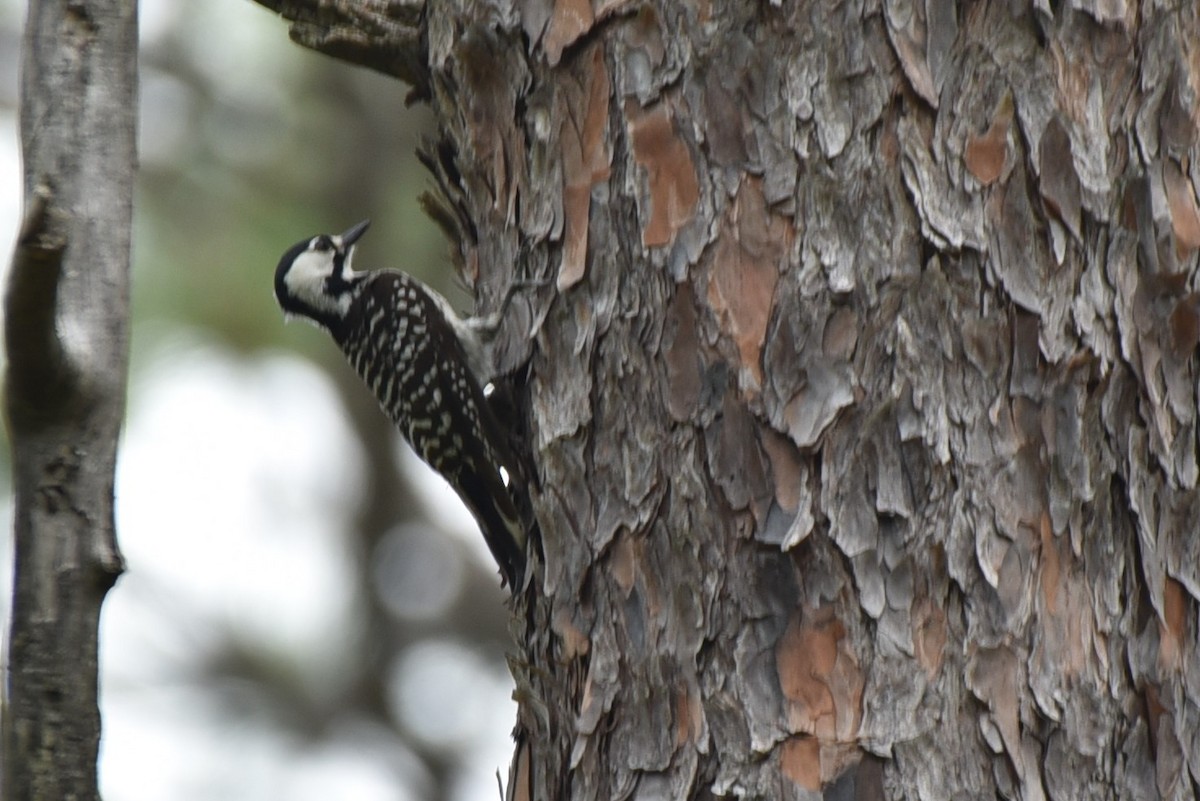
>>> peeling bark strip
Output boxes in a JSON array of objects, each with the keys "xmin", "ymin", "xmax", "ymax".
[
  {"xmin": 3, "ymin": 1, "xmax": 136, "ymax": 799},
  {"xmin": 558, "ymin": 43, "xmax": 612, "ymax": 290},
  {"xmin": 262, "ymin": 1, "xmax": 1200, "ymax": 799}
]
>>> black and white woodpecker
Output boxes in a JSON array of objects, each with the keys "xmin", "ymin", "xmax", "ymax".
[{"xmin": 273, "ymin": 220, "xmax": 527, "ymax": 589}]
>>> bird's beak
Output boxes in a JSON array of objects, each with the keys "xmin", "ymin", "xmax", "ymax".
[{"xmin": 338, "ymin": 219, "xmax": 371, "ymax": 248}]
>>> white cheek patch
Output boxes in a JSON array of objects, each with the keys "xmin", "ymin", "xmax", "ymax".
[{"xmin": 285, "ymin": 250, "xmax": 351, "ymax": 316}]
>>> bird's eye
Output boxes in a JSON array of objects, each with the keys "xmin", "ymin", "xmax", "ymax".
[{"xmin": 313, "ymin": 235, "xmax": 334, "ymax": 252}]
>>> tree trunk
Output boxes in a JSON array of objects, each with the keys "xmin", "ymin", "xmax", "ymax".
[
  {"xmin": 3, "ymin": 1, "xmax": 136, "ymax": 798},
  {"xmin": 259, "ymin": 2, "xmax": 1200, "ymax": 799}
]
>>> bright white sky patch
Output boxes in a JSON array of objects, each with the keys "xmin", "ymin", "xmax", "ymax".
[
  {"xmin": 388, "ymin": 638, "xmax": 514, "ymax": 751},
  {"xmin": 102, "ymin": 337, "xmax": 370, "ymax": 799},
  {"xmin": 113, "ymin": 336, "xmax": 363, "ymax": 663},
  {"xmin": 96, "ymin": 336, "xmax": 516, "ymax": 801},
  {"xmin": 0, "ymin": 112, "xmax": 20, "ymax": 274}
]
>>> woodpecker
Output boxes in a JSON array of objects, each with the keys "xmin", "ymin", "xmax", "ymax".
[{"xmin": 274, "ymin": 220, "xmax": 527, "ymax": 589}]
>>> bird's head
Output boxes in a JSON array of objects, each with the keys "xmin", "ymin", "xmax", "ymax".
[{"xmin": 274, "ymin": 219, "xmax": 371, "ymax": 327}]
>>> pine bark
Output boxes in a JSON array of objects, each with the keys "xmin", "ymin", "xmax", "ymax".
[
  {"xmin": 259, "ymin": 1, "xmax": 1200, "ymax": 799},
  {"xmin": 3, "ymin": 1, "xmax": 136, "ymax": 798}
]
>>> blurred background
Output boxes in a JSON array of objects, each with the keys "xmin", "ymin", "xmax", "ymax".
[{"xmin": 0, "ymin": 2, "xmax": 520, "ymax": 799}]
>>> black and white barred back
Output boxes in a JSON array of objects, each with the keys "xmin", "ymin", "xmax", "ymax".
[
  {"xmin": 337, "ymin": 274, "xmax": 526, "ymax": 581},
  {"xmin": 274, "ymin": 221, "xmax": 527, "ymax": 588}
]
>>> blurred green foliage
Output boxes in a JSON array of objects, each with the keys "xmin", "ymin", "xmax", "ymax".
[{"xmin": 132, "ymin": 1, "xmax": 452, "ymax": 362}]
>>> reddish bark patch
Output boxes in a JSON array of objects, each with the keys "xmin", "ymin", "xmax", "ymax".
[
  {"xmin": 577, "ymin": 663, "xmax": 601, "ymax": 733},
  {"xmin": 912, "ymin": 597, "xmax": 947, "ymax": 681},
  {"xmin": 611, "ymin": 533, "xmax": 637, "ymax": 595},
  {"xmin": 625, "ymin": 5, "xmax": 665, "ymax": 68},
  {"xmin": 673, "ymin": 683, "xmax": 703, "ymax": 747},
  {"xmin": 1164, "ymin": 159, "xmax": 1200, "ymax": 252},
  {"xmin": 780, "ymin": 735, "xmax": 822, "ymax": 791},
  {"xmin": 543, "ymin": 0, "xmax": 635, "ymax": 63},
  {"xmin": 966, "ymin": 646, "xmax": 1021, "ymax": 763},
  {"xmin": 706, "ymin": 178, "xmax": 787, "ymax": 387},
  {"xmin": 552, "ymin": 606, "xmax": 591, "ymax": 660},
  {"xmin": 544, "ymin": 0, "xmax": 594, "ymax": 65},
  {"xmin": 1032, "ymin": 512, "xmax": 1093, "ymax": 681},
  {"xmin": 761, "ymin": 427, "xmax": 804, "ymax": 514},
  {"xmin": 559, "ymin": 44, "xmax": 613, "ymax": 290},
  {"xmin": 1160, "ymin": 576, "xmax": 1186, "ymax": 671},
  {"xmin": 1039, "ymin": 512, "xmax": 1060, "ymax": 614},
  {"xmin": 512, "ymin": 739, "xmax": 532, "ymax": 801},
  {"xmin": 453, "ymin": 29, "xmax": 527, "ymax": 220},
  {"xmin": 664, "ymin": 283, "xmax": 702, "ymax": 421},
  {"xmin": 822, "ymin": 306, "xmax": 859, "ymax": 361},
  {"xmin": 626, "ymin": 99, "xmax": 700, "ymax": 247},
  {"xmin": 776, "ymin": 607, "xmax": 863, "ymax": 741},
  {"xmin": 965, "ymin": 96, "xmax": 1011, "ymax": 186},
  {"xmin": 1169, "ymin": 294, "xmax": 1200, "ymax": 354}
]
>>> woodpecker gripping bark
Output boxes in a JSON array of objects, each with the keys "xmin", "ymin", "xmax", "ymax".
[{"xmin": 274, "ymin": 220, "xmax": 527, "ymax": 588}]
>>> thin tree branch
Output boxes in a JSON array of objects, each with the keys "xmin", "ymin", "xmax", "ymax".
[{"xmin": 3, "ymin": 0, "xmax": 135, "ymax": 798}]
